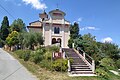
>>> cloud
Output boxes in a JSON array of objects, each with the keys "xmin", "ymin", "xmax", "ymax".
[
  {"xmin": 72, "ymin": 17, "xmax": 83, "ymax": 24},
  {"xmin": 101, "ymin": 37, "xmax": 113, "ymax": 43},
  {"xmin": 78, "ymin": 17, "xmax": 83, "ymax": 22},
  {"xmin": 22, "ymin": 0, "xmax": 47, "ymax": 10},
  {"xmin": 80, "ymin": 26, "xmax": 99, "ymax": 31}
]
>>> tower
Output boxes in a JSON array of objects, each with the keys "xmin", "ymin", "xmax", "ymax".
[{"xmin": 39, "ymin": 10, "xmax": 48, "ymax": 21}]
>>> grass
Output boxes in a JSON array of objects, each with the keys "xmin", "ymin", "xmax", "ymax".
[{"xmin": 9, "ymin": 51, "xmax": 120, "ymax": 80}]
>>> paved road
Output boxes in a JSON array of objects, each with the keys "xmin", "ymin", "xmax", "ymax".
[{"xmin": 0, "ymin": 48, "xmax": 38, "ymax": 80}]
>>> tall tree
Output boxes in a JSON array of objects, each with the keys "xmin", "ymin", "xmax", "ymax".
[
  {"xmin": 68, "ymin": 22, "xmax": 79, "ymax": 48},
  {"xmin": 10, "ymin": 18, "xmax": 25, "ymax": 32},
  {"xmin": 70, "ymin": 22, "xmax": 79, "ymax": 39},
  {"xmin": 0, "ymin": 16, "xmax": 10, "ymax": 40}
]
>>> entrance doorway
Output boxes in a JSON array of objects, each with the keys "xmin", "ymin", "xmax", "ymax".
[
  {"xmin": 52, "ymin": 38, "xmax": 62, "ymax": 47},
  {"xmin": 57, "ymin": 38, "xmax": 61, "ymax": 47},
  {"xmin": 52, "ymin": 38, "xmax": 56, "ymax": 44}
]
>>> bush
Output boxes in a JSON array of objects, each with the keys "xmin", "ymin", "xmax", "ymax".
[
  {"xmin": 40, "ymin": 60, "xmax": 52, "ymax": 70},
  {"xmin": 14, "ymin": 50, "xmax": 24, "ymax": 59},
  {"xmin": 44, "ymin": 51, "xmax": 52, "ymax": 60},
  {"xmin": 96, "ymin": 68, "xmax": 109, "ymax": 79},
  {"xmin": 14, "ymin": 50, "xmax": 31, "ymax": 61},
  {"xmin": 116, "ymin": 59, "xmax": 120, "ymax": 69},
  {"xmin": 22, "ymin": 50, "xmax": 31, "ymax": 61},
  {"xmin": 46, "ymin": 46, "xmax": 60, "ymax": 52},
  {"xmin": 52, "ymin": 59, "xmax": 68, "ymax": 72},
  {"xmin": 100, "ymin": 58, "xmax": 116, "ymax": 70},
  {"xmin": 32, "ymin": 49, "xmax": 44, "ymax": 64}
]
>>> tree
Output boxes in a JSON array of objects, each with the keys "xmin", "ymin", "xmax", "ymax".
[
  {"xmin": 0, "ymin": 38, "xmax": 3, "ymax": 47},
  {"xmin": 74, "ymin": 33, "xmax": 98, "ymax": 56},
  {"xmin": 6, "ymin": 31, "xmax": 19, "ymax": 47},
  {"xmin": 68, "ymin": 22, "xmax": 79, "ymax": 48},
  {"xmin": 10, "ymin": 18, "xmax": 25, "ymax": 32},
  {"xmin": 0, "ymin": 16, "xmax": 10, "ymax": 40},
  {"xmin": 100, "ymin": 42, "xmax": 120, "ymax": 60},
  {"xmin": 70, "ymin": 22, "xmax": 79, "ymax": 39},
  {"xmin": 23, "ymin": 32, "xmax": 44, "ymax": 50}
]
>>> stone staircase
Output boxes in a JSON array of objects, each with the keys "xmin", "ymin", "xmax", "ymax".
[{"xmin": 62, "ymin": 48, "xmax": 95, "ymax": 76}]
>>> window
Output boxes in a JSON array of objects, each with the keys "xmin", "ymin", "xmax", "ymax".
[{"xmin": 54, "ymin": 27, "xmax": 60, "ymax": 34}]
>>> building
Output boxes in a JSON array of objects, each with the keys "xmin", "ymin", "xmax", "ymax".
[{"xmin": 27, "ymin": 9, "xmax": 70, "ymax": 48}]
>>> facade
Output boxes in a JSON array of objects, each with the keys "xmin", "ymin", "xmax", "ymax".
[{"xmin": 28, "ymin": 9, "xmax": 70, "ymax": 48}]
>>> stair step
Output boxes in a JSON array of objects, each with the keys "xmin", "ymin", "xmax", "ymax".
[
  {"xmin": 71, "ymin": 71, "xmax": 93, "ymax": 74},
  {"xmin": 71, "ymin": 64, "xmax": 89, "ymax": 67},
  {"xmin": 71, "ymin": 68, "xmax": 92, "ymax": 71},
  {"xmin": 71, "ymin": 67, "xmax": 90, "ymax": 69}
]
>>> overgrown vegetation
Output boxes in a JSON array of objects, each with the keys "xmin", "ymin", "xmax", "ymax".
[
  {"xmin": 13, "ymin": 46, "xmax": 68, "ymax": 72},
  {"xmin": 68, "ymin": 22, "xmax": 120, "ymax": 79}
]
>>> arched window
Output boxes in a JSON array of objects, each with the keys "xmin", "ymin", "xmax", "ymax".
[{"xmin": 54, "ymin": 27, "xmax": 60, "ymax": 34}]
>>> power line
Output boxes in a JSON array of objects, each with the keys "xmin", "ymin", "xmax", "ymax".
[{"xmin": 0, "ymin": 3, "xmax": 15, "ymax": 19}]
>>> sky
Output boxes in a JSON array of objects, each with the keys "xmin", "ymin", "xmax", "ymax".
[{"xmin": 0, "ymin": 0, "xmax": 120, "ymax": 46}]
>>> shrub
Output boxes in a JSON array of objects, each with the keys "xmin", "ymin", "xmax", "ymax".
[
  {"xmin": 36, "ymin": 47, "xmax": 46, "ymax": 53},
  {"xmin": 40, "ymin": 60, "xmax": 52, "ymax": 70},
  {"xmin": 52, "ymin": 59, "xmax": 68, "ymax": 72},
  {"xmin": 47, "ymin": 46, "xmax": 60, "ymax": 52},
  {"xmin": 100, "ymin": 58, "xmax": 116, "ymax": 70},
  {"xmin": 32, "ymin": 49, "xmax": 44, "ymax": 64},
  {"xmin": 44, "ymin": 51, "xmax": 52, "ymax": 60},
  {"xmin": 14, "ymin": 50, "xmax": 24, "ymax": 59},
  {"xmin": 14, "ymin": 50, "xmax": 31, "ymax": 61},
  {"xmin": 96, "ymin": 68, "xmax": 109, "ymax": 79},
  {"xmin": 116, "ymin": 59, "xmax": 120, "ymax": 69},
  {"xmin": 22, "ymin": 50, "xmax": 31, "ymax": 61}
]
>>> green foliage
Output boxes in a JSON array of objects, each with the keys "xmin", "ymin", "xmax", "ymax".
[
  {"xmin": 70, "ymin": 22, "xmax": 79, "ymax": 39},
  {"xmin": 116, "ymin": 59, "xmax": 120, "ymax": 69},
  {"xmin": 6, "ymin": 31, "xmax": 19, "ymax": 46},
  {"xmin": 22, "ymin": 50, "xmax": 31, "ymax": 61},
  {"xmin": 52, "ymin": 59, "xmax": 68, "ymax": 72},
  {"xmin": 34, "ymin": 33, "xmax": 44, "ymax": 45},
  {"xmin": 68, "ymin": 39, "xmax": 73, "ymax": 48},
  {"xmin": 0, "ymin": 16, "xmax": 10, "ymax": 40},
  {"xmin": 68, "ymin": 22, "xmax": 79, "ymax": 48},
  {"xmin": 14, "ymin": 50, "xmax": 31, "ymax": 61},
  {"xmin": 96, "ymin": 68, "xmax": 110, "ymax": 79},
  {"xmin": 32, "ymin": 49, "xmax": 44, "ymax": 64},
  {"xmin": 0, "ymin": 38, "xmax": 4, "ymax": 47},
  {"xmin": 23, "ymin": 32, "xmax": 44, "ymax": 49},
  {"xmin": 46, "ymin": 46, "xmax": 60, "ymax": 52},
  {"xmin": 100, "ymin": 43, "xmax": 120, "ymax": 60},
  {"xmin": 44, "ymin": 51, "xmax": 52, "ymax": 60},
  {"xmin": 40, "ymin": 60, "xmax": 52, "ymax": 70},
  {"xmin": 10, "ymin": 18, "xmax": 25, "ymax": 32},
  {"xmin": 100, "ymin": 58, "xmax": 116, "ymax": 70}
]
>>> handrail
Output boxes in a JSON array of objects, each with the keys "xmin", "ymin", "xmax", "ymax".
[
  {"xmin": 62, "ymin": 49, "xmax": 71, "ymax": 72},
  {"xmin": 75, "ymin": 48, "xmax": 95, "ymax": 73}
]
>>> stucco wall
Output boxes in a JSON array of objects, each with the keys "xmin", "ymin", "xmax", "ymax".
[
  {"xmin": 44, "ymin": 26, "xmax": 50, "ymax": 46},
  {"xmin": 29, "ymin": 28, "xmax": 42, "ymax": 33}
]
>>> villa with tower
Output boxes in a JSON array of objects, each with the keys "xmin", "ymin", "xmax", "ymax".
[
  {"xmin": 27, "ymin": 9, "xmax": 95, "ymax": 76},
  {"xmin": 27, "ymin": 9, "xmax": 70, "ymax": 48}
]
